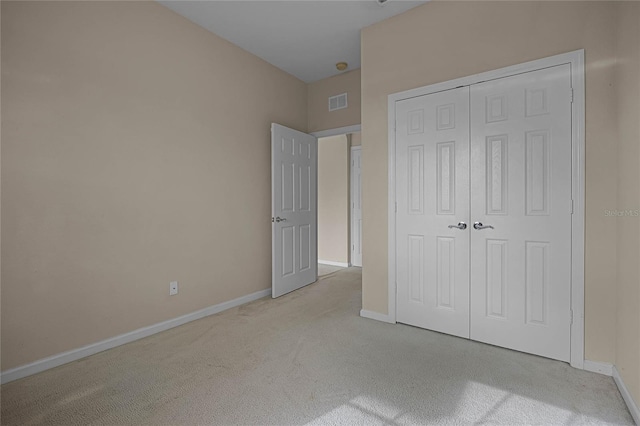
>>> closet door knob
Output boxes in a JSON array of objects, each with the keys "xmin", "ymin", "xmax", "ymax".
[
  {"xmin": 473, "ymin": 222, "xmax": 494, "ymax": 230},
  {"xmin": 448, "ymin": 222, "xmax": 467, "ymax": 230}
]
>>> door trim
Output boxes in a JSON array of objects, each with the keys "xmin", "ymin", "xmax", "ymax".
[
  {"xmin": 350, "ymin": 146, "xmax": 362, "ymax": 267},
  {"xmin": 311, "ymin": 124, "xmax": 361, "ymax": 139},
  {"xmin": 387, "ymin": 50, "xmax": 585, "ymax": 369}
]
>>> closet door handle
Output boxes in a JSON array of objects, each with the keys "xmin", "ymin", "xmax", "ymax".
[
  {"xmin": 448, "ymin": 222, "xmax": 467, "ymax": 230},
  {"xmin": 473, "ymin": 222, "xmax": 494, "ymax": 230}
]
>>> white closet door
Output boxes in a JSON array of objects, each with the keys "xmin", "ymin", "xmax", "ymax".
[
  {"xmin": 395, "ymin": 87, "xmax": 471, "ymax": 338},
  {"xmin": 469, "ymin": 65, "xmax": 573, "ymax": 361}
]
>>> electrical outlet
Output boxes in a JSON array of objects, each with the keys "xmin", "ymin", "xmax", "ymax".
[{"xmin": 169, "ymin": 281, "xmax": 178, "ymax": 296}]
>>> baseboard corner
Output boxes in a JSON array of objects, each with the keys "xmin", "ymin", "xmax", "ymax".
[
  {"xmin": 360, "ymin": 309, "xmax": 394, "ymax": 324},
  {"xmin": 583, "ymin": 360, "xmax": 613, "ymax": 376},
  {"xmin": 318, "ymin": 260, "xmax": 349, "ymax": 268},
  {"xmin": 613, "ymin": 365, "xmax": 640, "ymax": 425}
]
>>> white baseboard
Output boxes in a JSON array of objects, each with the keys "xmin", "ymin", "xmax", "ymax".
[
  {"xmin": 360, "ymin": 309, "xmax": 395, "ymax": 324},
  {"xmin": 583, "ymin": 361, "xmax": 639, "ymax": 424},
  {"xmin": 584, "ymin": 360, "xmax": 613, "ymax": 376},
  {"xmin": 318, "ymin": 260, "xmax": 349, "ymax": 268},
  {"xmin": 613, "ymin": 366, "xmax": 640, "ymax": 425},
  {"xmin": 0, "ymin": 288, "xmax": 272, "ymax": 384}
]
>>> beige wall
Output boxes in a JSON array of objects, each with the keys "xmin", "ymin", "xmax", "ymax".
[
  {"xmin": 615, "ymin": 2, "xmax": 640, "ymax": 405},
  {"xmin": 2, "ymin": 1, "xmax": 637, "ymax": 405},
  {"xmin": 350, "ymin": 132, "xmax": 361, "ymax": 147},
  {"xmin": 318, "ymin": 135, "xmax": 349, "ymax": 264},
  {"xmin": 308, "ymin": 69, "xmax": 361, "ymax": 133},
  {"xmin": 361, "ymin": 1, "xmax": 621, "ymax": 365},
  {"xmin": 1, "ymin": 1, "xmax": 307, "ymax": 370}
]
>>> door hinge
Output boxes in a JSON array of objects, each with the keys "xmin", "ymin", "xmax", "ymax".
[
  {"xmin": 395, "ymin": 202, "xmax": 397, "ymax": 213},
  {"xmin": 570, "ymin": 310, "xmax": 574, "ymax": 324},
  {"xmin": 571, "ymin": 199, "xmax": 574, "ymax": 214},
  {"xmin": 570, "ymin": 88, "xmax": 574, "ymax": 103}
]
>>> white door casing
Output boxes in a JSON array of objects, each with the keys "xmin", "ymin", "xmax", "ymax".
[
  {"xmin": 351, "ymin": 146, "xmax": 363, "ymax": 267},
  {"xmin": 469, "ymin": 65, "xmax": 573, "ymax": 361},
  {"xmin": 389, "ymin": 56, "xmax": 584, "ymax": 368},
  {"xmin": 271, "ymin": 123, "xmax": 318, "ymax": 298},
  {"xmin": 386, "ymin": 52, "xmax": 586, "ymax": 368},
  {"xmin": 395, "ymin": 87, "xmax": 471, "ymax": 338}
]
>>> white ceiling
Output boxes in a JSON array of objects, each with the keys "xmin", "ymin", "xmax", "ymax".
[{"xmin": 159, "ymin": 0, "xmax": 428, "ymax": 83}]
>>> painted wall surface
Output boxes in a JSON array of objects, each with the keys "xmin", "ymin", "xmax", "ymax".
[
  {"xmin": 361, "ymin": 1, "xmax": 620, "ymax": 364},
  {"xmin": 1, "ymin": 1, "xmax": 307, "ymax": 370},
  {"xmin": 350, "ymin": 132, "xmax": 361, "ymax": 147},
  {"xmin": 308, "ymin": 69, "xmax": 361, "ymax": 133},
  {"xmin": 318, "ymin": 135, "xmax": 349, "ymax": 264},
  {"xmin": 615, "ymin": 1, "xmax": 640, "ymax": 405}
]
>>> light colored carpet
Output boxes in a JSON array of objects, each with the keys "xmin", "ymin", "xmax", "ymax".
[
  {"xmin": 1, "ymin": 267, "xmax": 633, "ymax": 425},
  {"xmin": 318, "ymin": 263, "xmax": 346, "ymax": 277}
]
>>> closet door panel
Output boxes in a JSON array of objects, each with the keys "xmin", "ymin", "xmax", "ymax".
[
  {"xmin": 469, "ymin": 65, "xmax": 573, "ymax": 362},
  {"xmin": 395, "ymin": 86, "xmax": 471, "ymax": 338}
]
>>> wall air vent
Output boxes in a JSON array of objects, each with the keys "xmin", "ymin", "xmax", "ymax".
[{"xmin": 328, "ymin": 93, "xmax": 348, "ymax": 112}]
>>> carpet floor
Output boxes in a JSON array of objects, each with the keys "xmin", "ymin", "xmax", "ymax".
[
  {"xmin": 1, "ymin": 267, "xmax": 633, "ymax": 425},
  {"xmin": 318, "ymin": 263, "xmax": 345, "ymax": 277}
]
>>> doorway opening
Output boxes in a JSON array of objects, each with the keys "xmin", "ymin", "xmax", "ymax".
[
  {"xmin": 317, "ymin": 131, "xmax": 362, "ymax": 277},
  {"xmin": 271, "ymin": 124, "xmax": 362, "ymax": 297}
]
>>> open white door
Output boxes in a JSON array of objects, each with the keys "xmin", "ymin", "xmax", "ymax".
[{"xmin": 271, "ymin": 123, "xmax": 318, "ymax": 298}]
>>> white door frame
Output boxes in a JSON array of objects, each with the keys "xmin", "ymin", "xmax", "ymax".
[
  {"xmin": 313, "ymin": 124, "xmax": 362, "ymax": 269},
  {"xmin": 387, "ymin": 50, "xmax": 585, "ymax": 369},
  {"xmin": 351, "ymin": 146, "xmax": 362, "ymax": 267},
  {"xmin": 310, "ymin": 124, "xmax": 361, "ymax": 139}
]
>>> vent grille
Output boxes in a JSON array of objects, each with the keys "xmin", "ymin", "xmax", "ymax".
[{"xmin": 328, "ymin": 93, "xmax": 348, "ymax": 112}]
